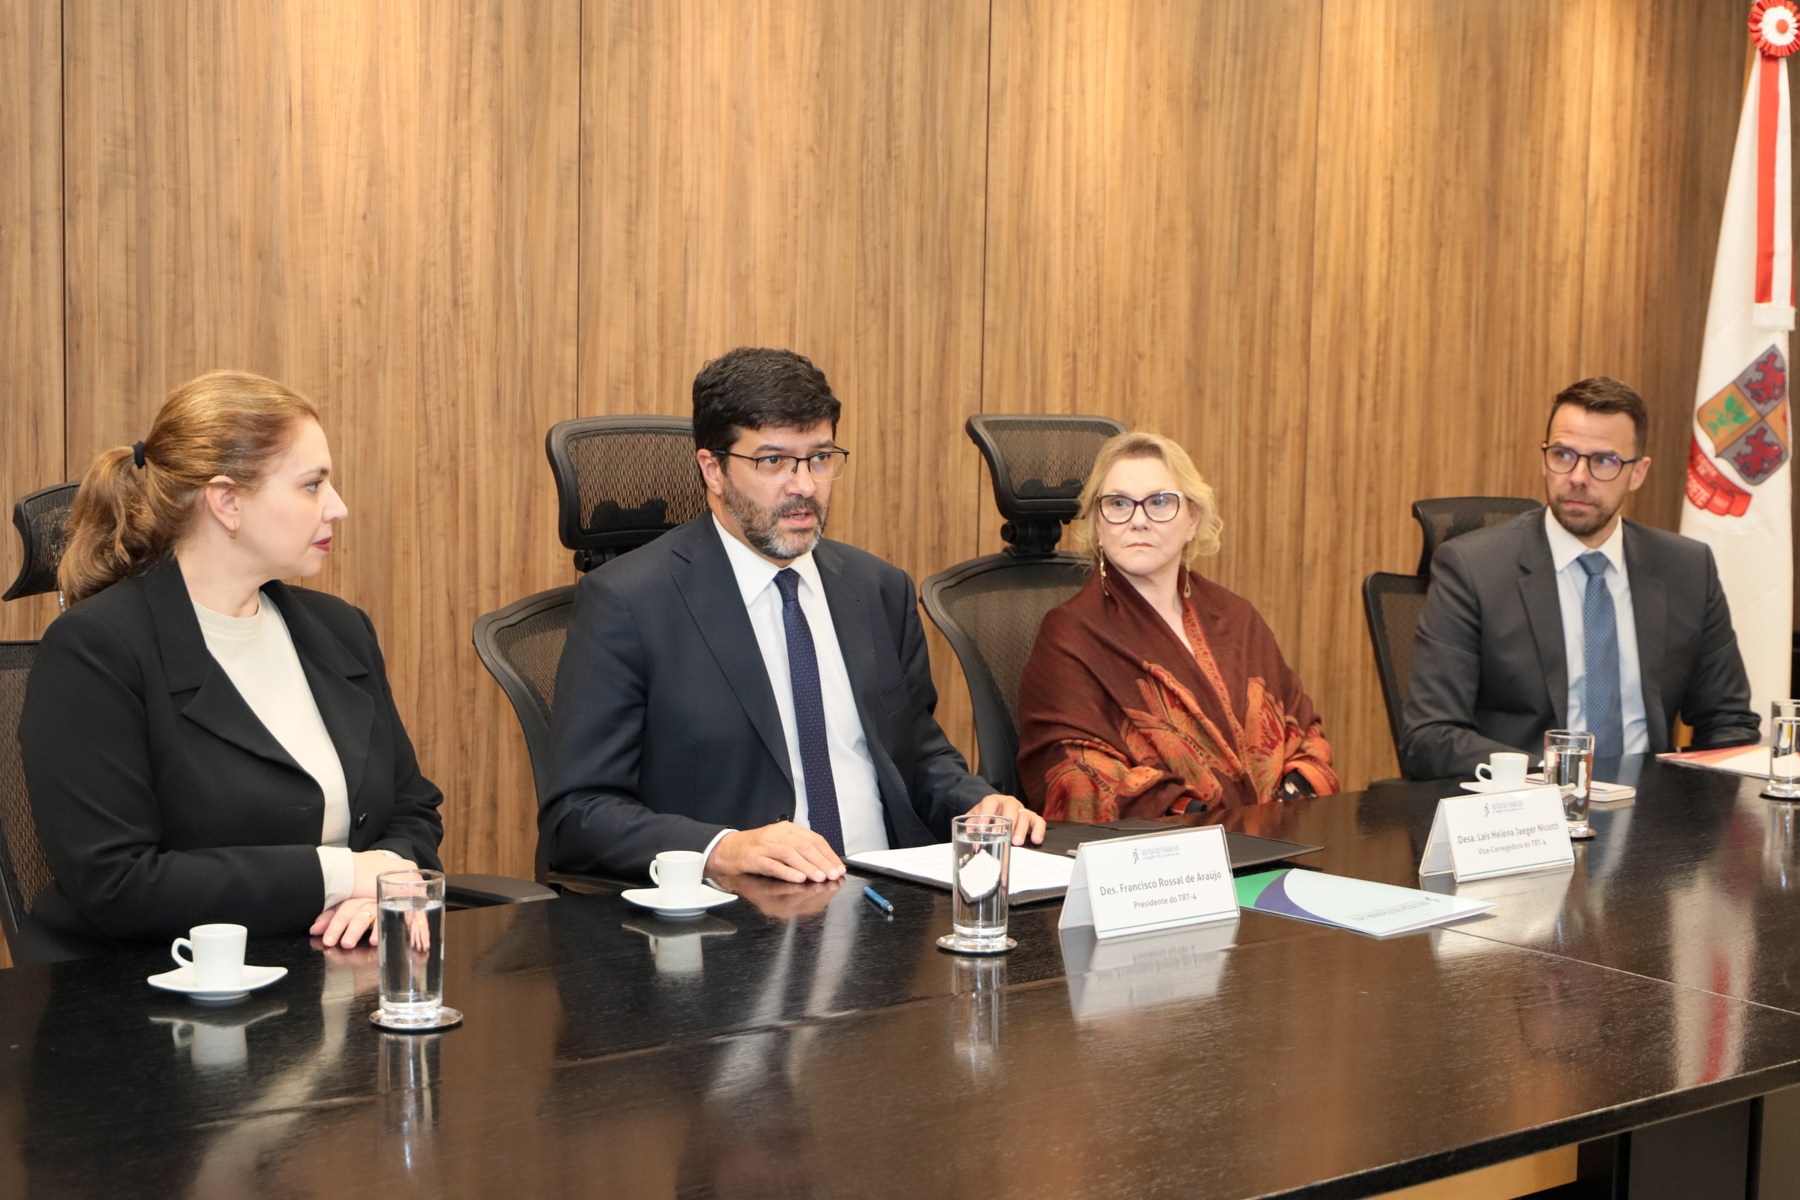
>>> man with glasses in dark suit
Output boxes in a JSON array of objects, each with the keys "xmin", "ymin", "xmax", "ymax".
[
  {"xmin": 542, "ymin": 347, "xmax": 1044, "ymax": 881},
  {"xmin": 1400, "ymin": 377, "xmax": 1760, "ymax": 780}
]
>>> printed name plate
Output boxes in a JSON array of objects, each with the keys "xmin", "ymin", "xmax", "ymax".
[
  {"xmin": 1058, "ymin": 826, "xmax": 1238, "ymax": 940},
  {"xmin": 1417, "ymin": 786, "xmax": 1574, "ymax": 882}
]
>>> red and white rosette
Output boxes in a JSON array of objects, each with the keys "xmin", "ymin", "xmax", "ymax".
[{"xmin": 1752, "ymin": 0, "xmax": 1800, "ymax": 56}]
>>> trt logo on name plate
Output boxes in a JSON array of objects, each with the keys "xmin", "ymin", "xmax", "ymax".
[{"xmin": 1059, "ymin": 826, "xmax": 1238, "ymax": 940}]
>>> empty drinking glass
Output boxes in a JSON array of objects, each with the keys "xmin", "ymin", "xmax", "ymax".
[
  {"xmin": 938, "ymin": 814, "xmax": 1015, "ymax": 955},
  {"xmin": 1544, "ymin": 729, "xmax": 1596, "ymax": 840},
  {"xmin": 372, "ymin": 869, "xmax": 461, "ymax": 1031}
]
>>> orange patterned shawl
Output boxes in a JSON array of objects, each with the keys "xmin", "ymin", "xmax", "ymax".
[{"xmin": 1016, "ymin": 565, "xmax": 1336, "ymax": 821}]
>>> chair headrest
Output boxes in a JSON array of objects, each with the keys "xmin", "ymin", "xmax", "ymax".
[
  {"xmin": 545, "ymin": 416, "xmax": 710, "ymax": 571},
  {"xmin": 965, "ymin": 414, "xmax": 1127, "ymax": 555},
  {"xmin": 4, "ymin": 482, "xmax": 79, "ymax": 602}
]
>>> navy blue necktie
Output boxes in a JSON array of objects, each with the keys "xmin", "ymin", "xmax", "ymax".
[
  {"xmin": 1578, "ymin": 551, "xmax": 1624, "ymax": 759},
  {"xmin": 774, "ymin": 569, "xmax": 844, "ymax": 854}
]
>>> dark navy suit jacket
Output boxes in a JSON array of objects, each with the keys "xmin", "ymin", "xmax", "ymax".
[{"xmin": 542, "ymin": 516, "xmax": 993, "ymax": 878}]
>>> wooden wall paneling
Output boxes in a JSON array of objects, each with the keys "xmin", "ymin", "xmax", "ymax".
[
  {"xmin": 580, "ymin": 0, "xmax": 992, "ymax": 765},
  {"xmin": 981, "ymin": 0, "xmax": 1322, "ymax": 652},
  {"xmin": 1300, "ymin": 0, "xmax": 1598, "ymax": 788},
  {"xmin": 1578, "ymin": 0, "xmax": 1748, "ymax": 534},
  {"xmin": 62, "ymin": 1, "xmax": 579, "ymax": 879},
  {"xmin": 0, "ymin": 0, "xmax": 65, "ymax": 642}
]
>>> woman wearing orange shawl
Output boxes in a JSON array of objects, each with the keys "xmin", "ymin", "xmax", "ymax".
[{"xmin": 1017, "ymin": 432, "xmax": 1336, "ymax": 820}]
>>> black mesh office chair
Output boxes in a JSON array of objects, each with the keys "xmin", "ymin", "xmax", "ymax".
[
  {"xmin": 475, "ymin": 415, "xmax": 706, "ymax": 888},
  {"xmin": 547, "ymin": 415, "xmax": 708, "ymax": 573},
  {"xmin": 0, "ymin": 641, "xmax": 67, "ymax": 963},
  {"xmin": 3, "ymin": 481, "xmax": 77, "ymax": 602},
  {"xmin": 1362, "ymin": 572, "xmax": 1432, "ymax": 755},
  {"xmin": 920, "ymin": 415, "xmax": 1126, "ymax": 795},
  {"xmin": 1411, "ymin": 496, "xmax": 1543, "ymax": 576},
  {"xmin": 472, "ymin": 585, "xmax": 575, "ymax": 884}
]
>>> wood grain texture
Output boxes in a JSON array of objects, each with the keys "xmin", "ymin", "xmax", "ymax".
[
  {"xmin": 61, "ymin": 0, "xmax": 579, "ymax": 878},
  {"xmin": 1300, "ymin": 0, "xmax": 1599, "ymax": 786},
  {"xmin": 982, "ymin": 0, "xmax": 1321, "ymax": 652},
  {"xmin": 580, "ymin": 0, "xmax": 993, "ymax": 764},
  {"xmin": 0, "ymin": 0, "xmax": 63, "ymax": 643}
]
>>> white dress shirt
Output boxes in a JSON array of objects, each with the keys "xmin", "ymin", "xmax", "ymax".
[
  {"xmin": 1543, "ymin": 509, "xmax": 1648, "ymax": 755},
  {"xmin": 193, "ymin": 594, "xmax": 363, "ymax": 906},
  {"xmin": 711, "ymin": 516, "xmax": 889, "ymax": 857}
]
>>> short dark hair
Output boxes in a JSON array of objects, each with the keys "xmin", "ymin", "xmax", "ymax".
[
  {"xmin": 1547, "ymin": 377, "xmax": 1649, "ymax": 456},
  {"xmin": 692, "ymin": 348, "xmax": 841, "ymax": 458}
]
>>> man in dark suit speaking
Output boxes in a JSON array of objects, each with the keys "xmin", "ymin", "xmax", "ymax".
[
  {"xmin": 542, "ymin": 347, "xmax": 1044, "ymax": 881},
  {"xmin": 1400, "ymin": 377, "xmax": 1760, "ymax": 780}
]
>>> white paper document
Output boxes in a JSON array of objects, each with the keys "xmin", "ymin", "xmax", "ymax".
[
  {"xmin": 847, "ymin": 843, "xmax": 1075, "ymax": 904},
  {"xmin": 1658, "ymin": 745, "xmax": 1772, "ymax": 777}
]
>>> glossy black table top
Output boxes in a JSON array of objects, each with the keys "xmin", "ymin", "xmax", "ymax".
[
  {"xmin": 9, "ymin": 759, "xmax": 1800, "ymax": 1199},
  {"xmin": 1215, "ymin": 755, "xmax": 1800, "ymax": 1018}
]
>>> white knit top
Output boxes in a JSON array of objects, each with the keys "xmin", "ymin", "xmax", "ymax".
[{"xmin": 193, "ymin": 594, "xmax": 357, "ymax": 907}]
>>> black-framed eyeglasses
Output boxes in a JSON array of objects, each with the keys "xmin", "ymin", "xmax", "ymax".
[
  {"xmin": 1541, "ymin": 444, "xmax": 1642, "ymax": 483},
  {"xmin": 712, "ymin": 448, "xmax": 851, "ymax": 480},
  {"xmin": 1096, "ymin": 492, "xmax": 1184, "ymax": 524}
]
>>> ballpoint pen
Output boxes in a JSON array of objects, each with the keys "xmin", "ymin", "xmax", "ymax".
[{"xmin": 862, "ymin": 885, "xmax": 895, "ymax": 916}]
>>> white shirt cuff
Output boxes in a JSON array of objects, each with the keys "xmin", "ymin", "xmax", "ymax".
[
  {"xmin": 317, "ymin": 845, "xmax": 356, "ymax": 909},
  {"xmin": 701, "ymin": 828, "xmax": 735, "ymax": 878}
]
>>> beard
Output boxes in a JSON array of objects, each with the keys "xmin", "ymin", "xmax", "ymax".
[
  {"xmin": 720, "ymin": 473, "xmax": 829, "ymax": 561},
  {"xmin": 1548, "ymin": 485, "xmax": 1622, "ymax": 539}
]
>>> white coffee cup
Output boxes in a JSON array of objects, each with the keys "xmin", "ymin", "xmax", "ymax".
[
  {"xmin": 171, "ymin": 923, "xmax": 248, "ymax": 991},
  {"xmin": 1475, "ymin": 751, "xmax": 1529, "ymax": 789},
  {"xmin": 649, "ymin": 850, "xmax": 706, "ymax": 904}
]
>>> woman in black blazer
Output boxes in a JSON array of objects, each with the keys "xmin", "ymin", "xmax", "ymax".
[{"xmin": 20, "ymin": 370, "xmax": 443, "ymax": 952}]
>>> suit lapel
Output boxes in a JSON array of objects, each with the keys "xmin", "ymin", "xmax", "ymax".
[
  {"xmin": 815, "ymin": 543, "xmax": 914, "ymax": 824},
  {"xmin": 1623, "ymin": 521, "xmax": 1668, "ymax": 740},
  {"xmin": 815, "ymin": 544, "xmax": 881, "ymax": 722},
  {"xmin": 265, "ymin": 582, "xmax": 374, "ymax": 805},
  {"xmin": 144, "ymin": 559, "xmax": 306, "ymax": 773},
  {"xmin": 1516, "ymin": 520, "xmax": 1569, "ymax": 727},
  {"xmin": 670, "ymin": 520, "xmax": 794, "ymax": 784}
]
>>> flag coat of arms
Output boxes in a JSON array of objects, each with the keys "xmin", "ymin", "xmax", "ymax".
[{"xmin": 1681, "ymin": 0, "xmax": 1797, "ymax": 722}]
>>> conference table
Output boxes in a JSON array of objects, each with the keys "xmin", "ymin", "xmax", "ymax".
[{"xmin": 6, "ymin": 757, "xmax": 1800, "ymax": 1198}]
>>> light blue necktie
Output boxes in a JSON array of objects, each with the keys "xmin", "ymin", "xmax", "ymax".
[
  {"xmin": 1578, "ymin": 551, "xmax": 1624, "ymax": 759},
  {"xmin": 774, "ymin": 569, "xmax": 844, "ymax": 854}
]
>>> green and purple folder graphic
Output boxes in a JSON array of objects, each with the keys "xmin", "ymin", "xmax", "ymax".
[{"xmin": 1235, "ymin": 869, "xmax": 1494, "ymax": 938}]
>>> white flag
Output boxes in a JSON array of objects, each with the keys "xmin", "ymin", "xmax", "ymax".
[{"xmin": 1680, "ymin": 0, "xmax": 1798, "ymax": 725}]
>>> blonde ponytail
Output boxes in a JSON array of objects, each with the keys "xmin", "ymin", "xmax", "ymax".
[{"xmin": 58, "ymin": 371, "xmax": 320, "ymax": 605}]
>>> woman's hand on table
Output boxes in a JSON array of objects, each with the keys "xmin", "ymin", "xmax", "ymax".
[
  {"xmin": 351, "ymin": 849, "xmax": 416, "ymax": 899},
  {"xmin": 312, "ymin": 898, "xmax": 380, "ymax": 948}
]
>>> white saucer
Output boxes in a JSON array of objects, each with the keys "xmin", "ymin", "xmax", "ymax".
[
  {"xmin": 1459, "ymin": 780, "xmax": 1530, "ymax": 794},
  {"xmin": 622, "ymin": 884, "xmax": 737, "ymax": 920},
  {"xmin": 148, "ymin": 964, "xmax": 287, "ymax": 1003}
]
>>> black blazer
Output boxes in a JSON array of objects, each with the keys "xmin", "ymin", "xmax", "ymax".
[
  {"xmin": 19, "ymin": 557, "xmax": 443, "ymax": 944},
  {"xmin": 1399, "ymin": 511, "xmax": 1760, "ymax": 780},
  {"xmin": 542, "ymin": 516, "xmax": 994, "ymax": 878}
]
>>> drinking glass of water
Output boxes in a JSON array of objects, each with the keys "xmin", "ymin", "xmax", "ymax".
[
  {"xmin": 372, "ymin": 869, "xmax": 461, "ymax": 1031},
  {"xmin": 1544, "ymin": 729, "xmax": 1596, "ymax": 840},
  {"xmin": 1768, "ymin": 716, "xmax": 1800, "ymax": 800},
  {"xmin": 937, "ymin": 814, "xmax": 1015, "ymax": 955}
]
